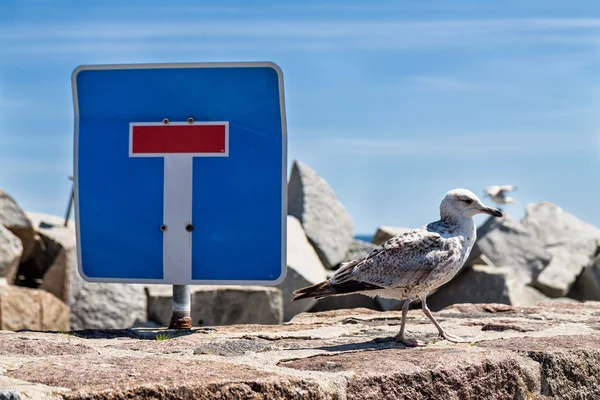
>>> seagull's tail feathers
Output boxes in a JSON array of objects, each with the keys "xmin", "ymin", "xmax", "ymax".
[
  {"xmin": 292, "ymin": 279, "xmax": 384, "ymax": 301},
  {"xmin": 292, "ymin": 280, "xmax": 337, "ymax": 301},
  {"xmin": 292, "ymin": 260, "xmax": 384, "ymax": 301}
]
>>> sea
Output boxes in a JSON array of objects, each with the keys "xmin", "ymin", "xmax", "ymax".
[{"xmin": 354, "ymin": 234, "xmax": 373, "ymax": 243}]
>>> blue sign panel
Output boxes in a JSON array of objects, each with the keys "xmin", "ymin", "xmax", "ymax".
[{"xmin": 72, "ymin": 62, "xmax": 287, "ymax": 285}]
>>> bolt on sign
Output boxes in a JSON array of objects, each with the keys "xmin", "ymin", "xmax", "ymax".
[{"xmin": 71, "ymin": 62, "xmax": 287, "ymax": 285}]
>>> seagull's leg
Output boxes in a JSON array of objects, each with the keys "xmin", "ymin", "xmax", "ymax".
[
  {"xmin": 420, "ymin": 296, "xmax": 470, "ymax": 343},
  {"xmin": 394, "ymin": 298, "xmax": 425, "ymax": 347}
]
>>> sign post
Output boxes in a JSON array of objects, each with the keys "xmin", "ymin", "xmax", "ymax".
[{"xmin": 72, "ymin": 62, "xmax": 287, "ymax": 329}]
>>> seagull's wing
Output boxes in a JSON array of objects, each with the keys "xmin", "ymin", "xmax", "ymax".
[
  {"xmin": 331, "ymin": 229, "xmax": 453, "ymax": 289},
  {"xmin": 484, "ymin": 186, "xmax": 500, "ymax": 196},
  {"xmin": 498, "ymin": 185, "xmax": 516, "ymax": 194}
]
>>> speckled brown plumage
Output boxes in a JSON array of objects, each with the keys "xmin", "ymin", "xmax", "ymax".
[{"xmin": 292, "ymin": 188, "xmax": 503, "ymax": 346}]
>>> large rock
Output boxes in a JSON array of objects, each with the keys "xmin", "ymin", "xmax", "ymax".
[
  {"xmin": 464, "ymin": 215, "xmax": 504, "ymax": 267},
  {"xmin": 277, "ymin": 215, "xmax": 327, "ymax": 320},
  {"xmin": 569, "ymin": 254, "xmax": 600, "ymax": 301},
  {"xmin": 146, "ymin": 285, "xmax": 283, "ymax": 326},
  {"xmin": 25, "ymin": 212, "xmax": 147, "ymax": 330},
  {"xmin": 0, "ymin": 225, "xmax": 22, "ymax": 282},
  {"xmin": 469, "ymin": 215, "xmax": 551, "ymax": 283},
  {"xmin": 427, "ymin": 264, "xmax": 550, "ymax": 311},
  {"xmin": 0, "ymin": 189, "xmax": 41, "ymax": 262},
  {"xmin": 371, "ymin": 226, "xmax": 411, "ymax": 246},
  {"xmin": 287, "ymin": 160, "xmax": 354, "ymax": 268},
  {"xmin": 26, "ymin": 212, "xmax": 77, "ymax": 303},
  {"xmin": 0, "ymin": 281, "xmax": 69, "ymax": 331},
  {"xmin": 341, "ymin": 239, "xmax": 377, "ymax": 263},
  {"xmin": 521, "ymin": 202, "xmax": 600, "ymax": 298},
  {"xmin": 70, "ymin": 282, "xmax": 147, "ymax": 330},
  {"xmin": 2, "ymin": 302, "xmax": 600, "ymax": 399}
]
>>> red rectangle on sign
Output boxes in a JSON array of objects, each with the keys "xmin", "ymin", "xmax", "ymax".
[{"xmin": 131, "ymin": 123, "xmax": 227, "ymax": 154}]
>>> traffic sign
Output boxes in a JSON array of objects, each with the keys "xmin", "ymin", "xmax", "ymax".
[{"xmin": 72, "ymin": 62, "xmax": 287, "ymax": 285}]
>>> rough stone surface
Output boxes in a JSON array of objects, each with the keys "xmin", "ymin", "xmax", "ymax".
[
  {"xmin": 470, "ymin": 215, "xmax": 551, "ymax": 283},
  {"xmin": 0, "ymin": 190, "xmax": 40, "ymax": 263},
  {"xmin": 0, "ymin": 225, "xmax": 22, "ymax": 281},
  {"xmin": 427, "ymin": 265, "xmax": 551, "ymax": 311},
  {"xmin": 0, "ymin": 283, "xmax": 69, "ymax": 331},
  {"xmin": 71, "ymin": 282, "xmax": 147, "ymax": 330},
  {"xmin": 1, "ymin": 302, "xmax": 599, "ymax": 399},
  {"xmin": 371, "ymin": 225, "xmax": 412, "ymax": 246},
  {"xmin": 570, "ymin": 254, "xmax": 600, "ymax": 301},
  {"xmin": 278, "ymin": 216, "xmax": 326, "ymax": 320},
  {"xmin": 340, "ymin": 239, "xmax": 377, "ymax": 264},
  {"xmin": 146, "ymin": 285, "xmax": 283, "ymax": 326},
  {"xmin": 287, "ymin": 160, "xmax": 354, "ymax": 269},
  {"xmin": 522, "ymin": 202, "xmax": 600, "ymax": 298}
]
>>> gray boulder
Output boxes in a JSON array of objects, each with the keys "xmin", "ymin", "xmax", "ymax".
[
  {"xmin": 341, "ymin": 239, "xmax": 377, "ymax": 263},
  {"xmin": 26, "ymin": 212, "xmax": 76, "ymax": 303},
  {"xmin": 469, "ymin": 215, "xmax": 551, "ymax": 283},
  {"xmin": 0, "ymin": 225, "xmax": 22, "ymax": 282},
  {"xmin": 464, "ymin": 215, "xmax": 504, "ymax": 267},
  {"xmin": 371, "ymin": 226, "xmax": 411, "ymax": 246},
  {"xmin": 521, "ymin": 202, "xmax": 600, "ymax": 298},
  {"xmin": 70, "ymin": 282, "xmax": 147, "ymax": 330},
  {"xmin": 278, "ymin": 216, "xmax": 327, "ymax": 320},
  {"xmin": 569, "ymin": 254, "xmax": 600, "ymax": 301},
  {"xmin": 287, "ymin": 160, "xmax": 354, "ymax": 268},
  {"xmin": 0, "ymin": 190, "xmax": 41, "ymax": 262},
  {"xmin": 146, "ymin": 285, "xmax": 283, "ymax": 326},
  {"xmin": 26, "ymin": 212, "xmax": 147, "ymax": 330},
  {"xmin": 427, "ymin": 265, "xmax": 550, "ymax": 312}
]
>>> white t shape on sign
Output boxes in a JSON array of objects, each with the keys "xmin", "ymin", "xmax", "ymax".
[{"xmin": 129, "ymin": 119, "xmax": 229, "ymax": 283}]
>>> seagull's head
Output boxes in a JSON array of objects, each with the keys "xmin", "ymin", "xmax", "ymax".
[{"xmin": 440, "ymin": 188, "xmax": 503, "ymax": 219}]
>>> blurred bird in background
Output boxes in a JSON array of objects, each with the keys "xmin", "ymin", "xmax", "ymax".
[{"xmin": 484, "ymin": 185, "xmax": 517, "ymax": 210}]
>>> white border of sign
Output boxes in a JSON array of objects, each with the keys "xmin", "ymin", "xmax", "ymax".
[{"xmin": 71, "ymin": 62, "xmax": 288, "ymax": 286}]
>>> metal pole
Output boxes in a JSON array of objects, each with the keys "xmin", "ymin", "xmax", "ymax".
[
  {"xmin": 64, "ymin": 176, "xmax": 74, "ymax": 227},
  {"xmin": 168, "ymin": 284, "xmax": 192, "ymax": 329}
]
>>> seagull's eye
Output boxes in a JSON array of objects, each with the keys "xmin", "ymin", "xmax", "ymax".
[{"xmin": 463, "ymin": 199, "xmax": 473, "ymax": 205}]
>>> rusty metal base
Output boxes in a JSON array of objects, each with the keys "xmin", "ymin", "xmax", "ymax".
[{"xmin": 168, "ymin": 314, "xmax": 192, "ymax": 329}]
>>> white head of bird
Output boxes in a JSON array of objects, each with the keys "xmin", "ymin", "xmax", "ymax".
[{"xmin": 440, "ymin": 188, "xmax": 503, "ymax": 220}]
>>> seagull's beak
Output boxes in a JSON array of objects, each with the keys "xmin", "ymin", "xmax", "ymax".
[{"xmin": 481, "ymin": 206, "xmax": 503, "ymax": 217}]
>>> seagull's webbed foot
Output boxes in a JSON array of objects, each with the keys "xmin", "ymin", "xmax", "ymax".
[
  {"xmin": 439, "ymin": 331, "xmax": 471, "ymax": 343},
  {"xmin": 421, "ymin": 296, "xmax": 472, "ymax": 344},
  {"xmin": 395, "ymin": 334, "xmax": 425, "ymax": 347}
]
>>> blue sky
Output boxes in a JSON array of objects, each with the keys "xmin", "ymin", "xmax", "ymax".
[{"xmin": 1, "ymin": 0, "xmax": 599, "ymax": 235}]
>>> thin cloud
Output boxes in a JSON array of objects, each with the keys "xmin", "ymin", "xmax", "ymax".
[
  {"xmin": 315, "ymin": 132, "xmax": 595, "ymax": 157},
  {"xmin": 4, "ymin": 18, "xmax": 600, "ymax": 56}
]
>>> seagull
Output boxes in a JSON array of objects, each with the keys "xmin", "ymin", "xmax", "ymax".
[
  {"xmin": 292, "ymin": 188, "xmax": 503, "ymax": 347},
  {"xmin": 483, "ymin": 185, "xmax": 517, "ymax": 208}
]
